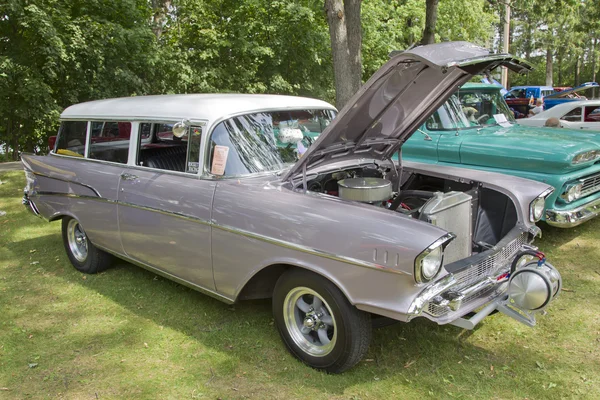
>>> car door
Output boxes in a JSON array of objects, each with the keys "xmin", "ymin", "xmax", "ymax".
[
  {"xmin": 117, "ymin": 122, "xmax": 216, "ymax": 290},
  {"xmin": 560, "ymin": 106, "xmax": 583, "ymax": 128}
]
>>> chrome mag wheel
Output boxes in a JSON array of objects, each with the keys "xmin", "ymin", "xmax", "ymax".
[
  {"xmin": 67, "ymin": 219, "xmax": 88, "ymax": 263},
  {"xmin": 283, "ymin": 286, "xmax": 337, "ymax": 357}
]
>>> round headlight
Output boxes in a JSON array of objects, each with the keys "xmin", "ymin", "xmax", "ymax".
[
  {"xmin": 422, "ymin": 246, "xmax": 442, "ymax": 279},
  {"xmin": 530, "ymin": 197, "xmax": 545, "ymax": 222},
  {"xmin": 562, "ymin": 183, "xmax": 582, "ymax": 203},
  {"xmin": 415, "ymin": 245, "xmax": 443, "ymax": 283}
]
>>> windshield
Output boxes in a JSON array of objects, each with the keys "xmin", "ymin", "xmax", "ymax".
[
  {"xmin": 426, "ymin": 89, "xmax": 516, "ymax": 131},
  {"xmin": 208, "ymin": 109, "xmax": 336, "ymax": 176}
]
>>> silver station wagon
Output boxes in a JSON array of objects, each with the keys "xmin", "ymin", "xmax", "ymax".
[{"xmin": 22, "ymin": 42, "xmax": 562, "ymax": 373}]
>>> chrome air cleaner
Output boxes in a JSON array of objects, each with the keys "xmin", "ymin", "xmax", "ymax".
[{"xmin": 338, "ymin": 178, "xmax": 392, "ymax": 203}]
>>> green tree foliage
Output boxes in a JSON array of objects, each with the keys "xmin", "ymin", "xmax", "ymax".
[
  {"xmin": 5, "ymin": 0, "xmax": 585, "ymax": 158},
  {"xmin": 157, "ymin": 0, "xmax": 333, "ymax": 99},
  {"xmin": 508, "ymin": 0, "xmax": 600, "ymax": 88},
  {"xmin": 0, "ymin": 0, "xmax": 156, "ymax": 157}
]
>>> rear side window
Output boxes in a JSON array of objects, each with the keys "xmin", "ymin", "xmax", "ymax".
[
  {"xmin": 136, "ymin": 122, "xmax": 203, "ymax": 174},
  {"xmin": 561, "ymin": 107, "xmax": 582, "ymax": 122},
  {"xmin": 55, "ymin": 121, "xmax": 87, "ymax": 157},
  {"xmin": 88, "ymin": 121, "xmax": 131, "ymax": 164},
  {"xmin": 584, "ymin": 106, "xmax": 600, "ymax": 122}
]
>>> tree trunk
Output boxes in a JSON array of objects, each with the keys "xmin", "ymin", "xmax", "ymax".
[
  {"xmin": 151, "ymin": 0, "xmax": 171, "ymax": 39},
  {"xmin": 545, "ymin": 47, "xmax": 553, "ymax": 87},
  {"xmin": 324, "ymin": 0, "xmax": 363, "ymax": 110},
  {"xmin": 344, "ymin": 0, "xmax": 362, "ymax": 86},
  {"xmin": 574, "ymin": 55, "xmax": 580, "ymax": 86},
  {"xmin": 592, "ymin": 38, "xmax": 597, "ymax": 99},
  {"xmin": 420, "ymin": 0, "xmax": 439, "ymax": 45}
]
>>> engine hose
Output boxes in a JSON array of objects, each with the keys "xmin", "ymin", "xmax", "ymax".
[
  {"xmin": 389, "ymin": 190, "xmax": 435, "ymax": 211},
  {"xmin": 510, "ymin": 249, "xmax": 546, "ymax": 274}
]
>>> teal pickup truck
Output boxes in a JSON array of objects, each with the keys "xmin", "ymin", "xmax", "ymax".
[{"xmin": 403, "ymin": 83, "xmax": 600, "ymax": 227}]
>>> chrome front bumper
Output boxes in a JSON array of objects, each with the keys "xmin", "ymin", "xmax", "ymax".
[
  {"xmin": 545, "ymin": 197, "xmax": 600, "ymax": 228},
  {"xmin": 407, "ymin": 241, "xmax": 561, "ymax": 329}
]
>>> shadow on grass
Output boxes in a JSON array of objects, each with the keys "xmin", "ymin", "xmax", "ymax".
[{"xmin": 7, "ymin": 229, "xmax": 594, "ymax": 399}]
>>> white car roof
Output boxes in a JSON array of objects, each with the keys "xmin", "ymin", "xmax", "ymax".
[
  {"xmin": 531, "ymin": 99, "xmax": 600, "ymax": 119},
  {"xmin": 60, "ymin": 94, "xmax": 336, "ymax": 122}
]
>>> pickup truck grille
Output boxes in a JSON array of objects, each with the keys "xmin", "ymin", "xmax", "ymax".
[
  {"xmin": 581, "ymin": 173, "xmax": 600, "ymax": 197},
  {"xmin": 426, "ymin": 233, "xmax": 528, "ymax": 318}
]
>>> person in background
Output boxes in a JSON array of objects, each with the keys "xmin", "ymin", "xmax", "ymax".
[
  {"xmin": 544, "ymin": 117, "xmax": 561, "ymax": 127},
  {"xmin": 529, "ymin": 98, "xmax": 544, "ymax": 116}
]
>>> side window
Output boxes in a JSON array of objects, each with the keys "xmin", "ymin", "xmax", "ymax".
[
  {"xmin": 584, "ymin": 106, "xmax": 600, "ymax": 122},
  {"xmin": 561, "ymin": 107, "xmax": 582, "ymax": 122},
  {"xmin": 55, "ymin": 121, "xmax": 87, "ymax": 157},
  {"xmin": 136, "ymin": 122, "xmax": 202, "ymax": 174},
  {"xmin": 88, "ymin": 121, "xmax": 131, "ymax": 164},
  {"xmin": 542, "ymin": 90, "xmax": 554, "ymax": 97}
]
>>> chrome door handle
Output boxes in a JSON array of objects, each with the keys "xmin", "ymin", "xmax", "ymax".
[{"xmin": 120, "ymin": 173, "xmax": 138, "ymax": 181}]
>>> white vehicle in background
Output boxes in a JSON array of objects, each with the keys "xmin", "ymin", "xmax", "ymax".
[{"xmin": 517, "ymin": 100, "xmax": 600, "ymax": 131}]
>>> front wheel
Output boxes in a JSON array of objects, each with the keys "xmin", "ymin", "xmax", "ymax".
[
  {"xmin": 273, "ymin": 269, "xmax": 372, "ymax": 373},
  {"xmin": 62, "ymin": 217, "xmax": 112, "ymax": 274}
]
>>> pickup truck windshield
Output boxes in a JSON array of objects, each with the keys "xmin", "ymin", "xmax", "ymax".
[{"xmin": 426, "ymin": 90, "xmax": 516, "ymax": 131}]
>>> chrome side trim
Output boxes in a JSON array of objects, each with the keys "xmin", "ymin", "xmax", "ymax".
[
  {"xmin": 32, "ymin": 171, "xmax": 102, "ymax": 197},
  {"xmin": 212, "ymin": 222, "xmax": 409, "ymax": 275},
  {"xmin": 33, "ymin": 192, "xmax": 407, "ymax": 274},
  {"xmin": 94, "ymin": 244, "xmax": 234, "ymax": 304},
  {"xmin": 36, "ymin": 191, "xmax": 116, "ymax": 203},
  {"xmin": 546, "ymin": 196, "xmax": 600, "ymax": 228},
  {"xmin": 118, "ymin": 201, "xmax": 211, "ymax": 225}
]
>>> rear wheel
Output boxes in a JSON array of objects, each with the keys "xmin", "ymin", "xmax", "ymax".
[
  {"xmin": 62, "ymin": 217, "xmax": 112, "ymax": 274},
  {"xmin": 273, "ymin": 269, "xmax": 371, "ymax": 373}
]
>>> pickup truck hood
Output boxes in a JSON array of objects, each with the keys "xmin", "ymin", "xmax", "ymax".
[
  {"xmin": 282, "ymin": 41, "xmax": 531, "ymax": 181},
  {"xmin": 459, "ymin": 124, "xmax": 600, "ymax": 173}
]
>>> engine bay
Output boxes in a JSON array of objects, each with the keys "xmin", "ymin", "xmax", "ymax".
[{"xmin": 300, "ymin": 163, "xmax": 519, "ymax": 260}]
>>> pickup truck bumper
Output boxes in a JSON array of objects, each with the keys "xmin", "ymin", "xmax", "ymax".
[{"xmin": 546, "ymin": 197, "xmax": 600, "ymax": 228}]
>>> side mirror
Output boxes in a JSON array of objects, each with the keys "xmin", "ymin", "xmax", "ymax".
[{"xmin": 173, "ymin": 119, "xmax": 190, "ymax": 138}]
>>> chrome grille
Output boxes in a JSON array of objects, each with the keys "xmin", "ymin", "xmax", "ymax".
[
  {"xmin": 452, "ymin": 234, "xmax": 527, "ymax": 289},
  {"xmin": 580, "ymin": 173, "xmax": 600, "ymax": 197},
  {"xmin": 425, "ymin": 234, "xmax": 528, "ymax": 317}
]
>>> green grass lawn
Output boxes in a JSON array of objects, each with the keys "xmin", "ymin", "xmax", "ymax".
[{"xmin": 1, "ymin": 170, "xmax": 599, "ymax": 399}]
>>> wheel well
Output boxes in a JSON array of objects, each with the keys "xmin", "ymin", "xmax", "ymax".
[
  {"xmin": 49, "ymin": 213, "xmax": 66, "ymax": 222},
  {"xmin": 237, "ymin": 264, "xmax": 291, "ymax": 301}
]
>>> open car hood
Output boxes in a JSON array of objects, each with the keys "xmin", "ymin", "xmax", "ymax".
[
  {"xmin": 283, "ymin": 41, "xmax": 531, "ymax": 181},
  {"xmin": 546, "ymin": 82, "xmax": 599, "ymax": 99}
]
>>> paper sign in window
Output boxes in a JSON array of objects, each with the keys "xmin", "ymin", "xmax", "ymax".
[
  {"xmin": 493, "ymin": 113, "xmax": 512, "ymax": 128},
  {"xmin": 211, "ymin": 145, "xmax": 229, "ymax": 175}
]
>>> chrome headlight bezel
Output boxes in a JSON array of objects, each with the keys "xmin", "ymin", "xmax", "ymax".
[
  {"xmin": 414, "ymin": 234, "xmax": 454, "ymax": 284},
  {"xmin": 530, "ymin": 188, "xmax": 554, "ymax": 222},
  {"xmin": 572, "ymin": 150, "xmax": 600, "ymax": 164}
]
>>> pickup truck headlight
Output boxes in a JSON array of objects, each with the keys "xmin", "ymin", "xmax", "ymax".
[
  {"xmin": 572, "ymin": 150, "xmax": 600, "ymax": 164},
  {"xmin": 561, "ymin": 182, "xmax": 583, "ymax": 203},
  {"xmin": 414, "ymin": 234, "xmax": 454, "ymax": 284}
]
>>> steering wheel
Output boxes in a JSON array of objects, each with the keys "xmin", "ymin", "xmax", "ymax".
[{"xmin": 476, "ymin": 114, "xmax": 490, "ymax": 124}]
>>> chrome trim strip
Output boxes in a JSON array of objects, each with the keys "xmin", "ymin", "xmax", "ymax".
[
  {"xmin": 546, "ymin": 196, "xmax": 600, "ymax": 227},
  {"xmin": 94, "ymin": 244, "xmax": 234, "ymax": 304},
  {"xmin": 117, "ymin": 200, "xmax": 211, "ymax": 225},
  {"xmin": 32, "ymin": 171, "xmax": 102, "ymax": 197},
  {"xmin": 211, "ymin": 222, "xmax": 409, "ymax": 275},
  {"xmin": 34, "ymin": 191, "xmax": 407, "ymax": 274},
  {"xmin": 36, "ymin": 191, "xmax": 117, "ymax": 203}
]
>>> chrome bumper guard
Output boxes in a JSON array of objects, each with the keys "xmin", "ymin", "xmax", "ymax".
[
  {"xmin": 546, "ymin": 196, "xmax": 600, "ymax": 228},
  {"xmin": 22, "ymin": 192, "xmax": 41, "ymax": 217}
]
